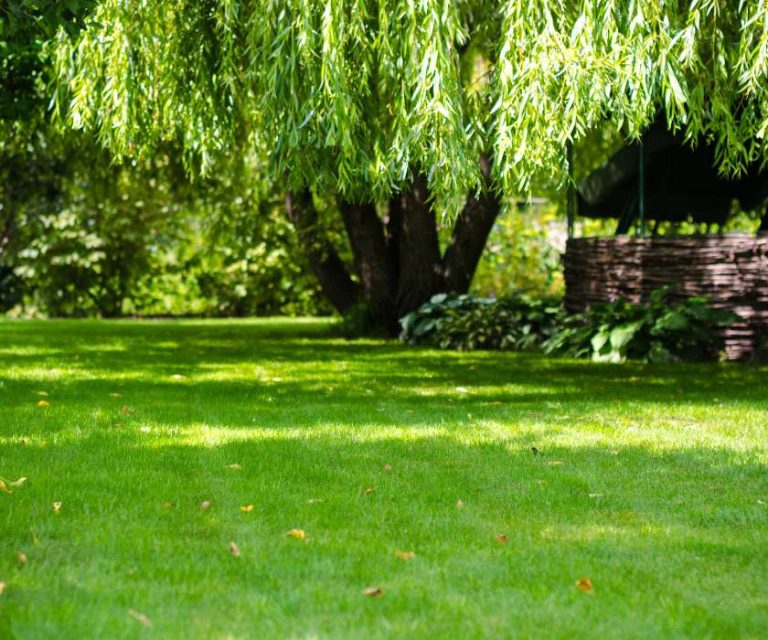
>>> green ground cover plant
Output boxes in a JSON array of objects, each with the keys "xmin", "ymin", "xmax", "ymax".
[
  {"xmin": 401, "ymin": 289, "xmax": 739, "ymax": 363},
  {"xmin": 0, "ymin": 319, "xmax": 766, "ymax": 639}
]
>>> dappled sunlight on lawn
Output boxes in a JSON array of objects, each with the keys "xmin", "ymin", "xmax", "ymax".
[{"xmin": 1, "ymin": 319, "xmax": 767, "ymax": 638}]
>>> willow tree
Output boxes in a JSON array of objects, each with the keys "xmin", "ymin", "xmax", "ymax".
[{"xmin": 52, "ymin": 1, "xmax": 768, "ymax": 330}]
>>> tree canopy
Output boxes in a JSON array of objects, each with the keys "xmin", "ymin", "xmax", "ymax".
[
  {"xmin": 1, "ymin": 0, "xmax": 94, "ymax": 119},
  {"xmin": 52, "ymin": 1, "xmax": 768, "ymax": 202}
]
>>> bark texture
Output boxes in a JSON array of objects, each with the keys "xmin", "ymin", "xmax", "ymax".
[
  {"xmin": 285, "ymin": 190, "xmax": 360, "ymax": 314},
  {"xmin": 286, "ymin": 160, "xmax": 501, "ymax": 335}
]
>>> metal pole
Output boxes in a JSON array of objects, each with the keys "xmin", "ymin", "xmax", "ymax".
[
  {"xmin": 638, "ymin": 140, "xmax": 646, "ymax": 236},
  {"xmin": 566, "ymin": 143, "xmax": 575, "ymax": 238}
]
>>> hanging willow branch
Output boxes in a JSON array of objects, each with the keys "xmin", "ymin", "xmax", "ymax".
[{"xmin": 51, "ymin": 0, "xmax": 768, "ymax": 205}]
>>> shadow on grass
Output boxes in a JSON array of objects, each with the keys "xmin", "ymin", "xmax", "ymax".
[
  {"xmin": 1, "ymin": 321, "xmax": 767, "ymax": 637},
  {"xmin": 2, "ymin": 428, "xmax": 767, "ymax": 637},
  {"xmin": 0, "ymin": 319, "xmax": 766, "ymax": 442}
]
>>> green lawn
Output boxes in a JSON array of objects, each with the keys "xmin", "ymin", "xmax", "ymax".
[{"xmin": 1, "ymin": 319, "xmax": 766, "ymax": 639}]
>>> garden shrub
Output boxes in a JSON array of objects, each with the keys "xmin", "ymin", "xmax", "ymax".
[
  {"xmin": 399, "ymin": 293, "xmax": 493, "ymax": 345},
  {"xmin": 431, "ymin": 296, "xmax": 562, "ymax": 351},
  {"xmin": 401, "ymin": 287, "xmax": 740, "ymax": 362},
  {"xmin": 542, "ymin": 288, "xmax": 740, "ymax": 362}
]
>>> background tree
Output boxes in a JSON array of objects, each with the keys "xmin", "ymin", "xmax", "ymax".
[
  {"xmin": 1, "ymin": 0, "xmax": 94, "ymax": 119},
  {"xmin": 52, "ymin": 1, "xmax": 768, "ymax": 330}
]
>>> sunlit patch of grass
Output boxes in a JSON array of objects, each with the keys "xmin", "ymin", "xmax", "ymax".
[{"xmin": 0, "ymin": 319, "xmax": 766, "ymax": 639}]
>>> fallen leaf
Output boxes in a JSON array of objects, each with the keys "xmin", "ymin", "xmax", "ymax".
[
  {"xmin": 287, "ymin": 529, "xmax": 306, "ymax": 540},
  {"xmin": 229, "ymin": 541, "xmax": 241, "ymax": 557},
  {"xmin": 0, "ymin": 582, "xmax": 5, "ymax": 595},
  {"xmin": 17, "ymin": 551, "xmax": 27, "ymax": 567},
  {"xmin": 240, "ymin": 504, "xmax": 255, "ymax": 513},
  {"xmin": 9, "ymin": 477, "xmax": 27, "ymax": 487},
  {"xmin": 383, "ymin": 464, "xmax": 392, "ymax": 472},
  {"xmin": 495, "ymin": 534, "xmax": 508, "ymax": 544},
  {"xmin": 128, "ymin": 608, "xmax": 152, "ymax": 628},
  {"xmin": 161, "ymin": 502, "xmax": 174, "ymax": 510},
  {"xmin": 226, "ymin": 463, "xmax": 242, "ymax": 470},
  {"xmin": 36, "ymin": 400, "xmax": 50, "ymax": 408},
  {"xmin": 364, "ymin": 487, "xmax": 375, "ymax": 495},
  {"xmin": 362, "ymin": 587, "xmax": 383, "ymax": 598},
  {"xmin": 120, "ymin": 406, "xmax": 133, "ymax": 415},
  {"xmin": 588, "ymin": 493, "xmax": 603, "ymax": 499},
  {"xmin": 200, "ymin": 501, "xmax": 211, "ymax": 510},
  {"xmin": 456, "ymin": 499, "xmax": 465, "ymax": 510},
  {"xmin": 394, "ymin": 550, "xmax": 415, "ymax": 561},
  {"xmin": 576, "ymin": 577, "xmax": 593, "ymax": 592},
  {"xmin": 52, "ymin": 501, "xmax": 62, "ymax": 513},
  {"xmin": 0, "ymin": 480, "xmax": 11, "ymax": 494}
]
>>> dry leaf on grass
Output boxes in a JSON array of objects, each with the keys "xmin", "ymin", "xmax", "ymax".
[
  {"xmin": 120, "ymin": 406, "xmax": 133, "ymax": 415},
  {"xmin": 9, "ymin": 477, "xmax": 27, "ymax": 487},
  {"xmin": 394, "ymin": 550, "xmax": 415, "ymax": 561},
  {"xmin": 0, "ymin": 582, "xmax": 6, "ymax": 595},
  {"xmin": 128, "ymin": 608, "xmax": 152, "ymax": 628},
  {"xmin": 495, "ymin": 534, "xmax": 508, "ymax": 544},
  {"xmin": 287, "ymin": 529, "xmax": 306, "ymax": 540},
  {"xmin": 364, "ymin": 487, "xmax": 375, "ymax": 495},
  {"xmin": 383, "ymin": 464, "xmax": 392, "ymax": 472},
  {"xmin": 200, "ymin": 501, "xmax": 211, "ymax": 510},
  {"xmin": 17, "ymin": 551, "xmax": 27, "ymax": 567},
  {"xmin": 240, "ymin": 504, "xmax": 255, "ymax": 513},
  {"xmin": 161, "ymin": 502, "xmax": 174, "ymax": 510},
  {"xmin": 52, "ymin": 501, "xmax": 62, "ymax": 513},
  {"xmin": 0, "ymin": 480, "xmax": 11, "ymax": 494},
  {"xmin": 229, "ymin": 541, "xmax": 241, "ymax": 557},
  {"xmin": 576, "ymin": 577, "xmax": 593, "ymax": 592},
  {"xmin": 456, "ymin": 499, "xmax": 464, "ymax": 510},
  {"xmin": 36, "ymin": 400, "xmax": 50, "ymax": 408},
  {"xmin": 362, "ymin": 587, "xmax": 383, "ymax": 597},
  {"xmin": 226, "ymin": 463, "xmax": 242, "ymax": 470}
]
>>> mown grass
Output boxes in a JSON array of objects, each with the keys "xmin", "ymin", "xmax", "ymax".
[{"xmin": 0, "ymin": 318, "xmax": 766, "ymax": 639}]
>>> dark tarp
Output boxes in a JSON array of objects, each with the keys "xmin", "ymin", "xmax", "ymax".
[{"xmin": 577, "ymin": 121, "xmax": 768, "ymax": 225}]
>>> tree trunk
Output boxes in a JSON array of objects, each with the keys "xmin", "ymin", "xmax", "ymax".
[
  {"xmin": 392, "ymin": 174, "xmax": 444, "ymax": 318},
  {"xmin": 285, "ymin": 190, "xmax": 360, "ymax": 314},
  {"xmin": 286, "ymin": 165, "xmax": 501, "ymax": 335},
  {"xmin": 338, "ymin": 200, "xmax": 396, "ymax": 330},
  {"xmin": 442, "ymin": 155, "xmax": 500, "ymax": 292}
]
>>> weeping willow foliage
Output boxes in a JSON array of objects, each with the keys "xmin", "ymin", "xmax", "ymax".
[{"xmin": 52, "ymin": 0, "xmax": 768, "ymax": 204}]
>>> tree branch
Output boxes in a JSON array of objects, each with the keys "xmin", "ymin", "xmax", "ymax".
[
  {"xmin": 338, "ymin": 199, "xmax": 396, "ymax": 327},
  {"xmin": 392, "ymin": 174, "xmax": 443, "ymax": 317},
  {"xmin": 442, "ymin": 155, "xmax": 501, "ymax": 293},
  {"xmin": 285, "ymin": 190, "xmax": 360, "ymax": 314}
]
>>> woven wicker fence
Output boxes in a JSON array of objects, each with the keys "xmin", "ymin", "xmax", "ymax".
[{"xmin": 563, "ymin": 235, "xmax": 768, "ymax": 360}]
